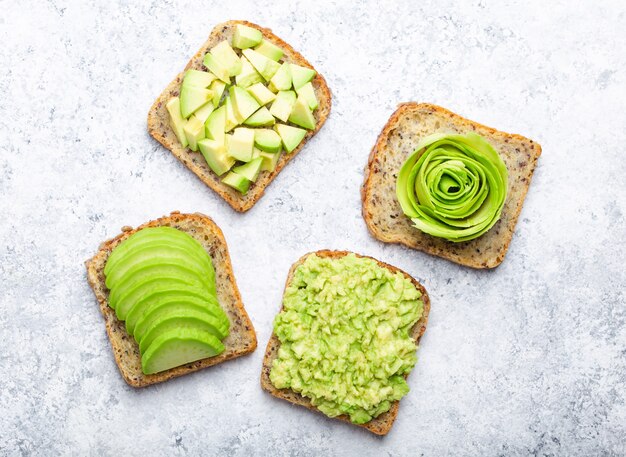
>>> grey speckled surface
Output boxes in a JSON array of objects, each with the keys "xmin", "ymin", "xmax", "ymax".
[{"xmin": 1, "ymin": 0, "xmax": 625, "ymax": 455}]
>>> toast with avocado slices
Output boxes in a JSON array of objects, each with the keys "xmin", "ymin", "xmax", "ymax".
[
  {"xmin": 85, "ymin": 212, "xmax": 257, "ymax": 387},
  {"xmin": 260, "ymin": 250, "xmax": 430, "ymax": 436},
  {"xmin": 362, "ymin": 103, "xmax": 541, "ymax": 268},
  {"xmin": 148, "ymin": 20, "xmax": 331, "ymax": 212}
]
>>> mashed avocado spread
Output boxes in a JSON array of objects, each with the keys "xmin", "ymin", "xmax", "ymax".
[{"xmin": 269, "ymin": 254, "xmax": 424, "ymax": 424}]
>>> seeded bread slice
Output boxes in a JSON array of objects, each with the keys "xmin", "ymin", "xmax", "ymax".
[
  {"xmin": 85, "ymin": 212, "xmax": 257, "ymax": 387},
  {"xmin": 362, "ymin": 103, "xmax": 541, "ymax": 268},
  {"xmin": 260, "ymin": 250, "xmax": 430, "ymax": 436},
  {"xmin": 147, "ymin": 20, "xmax": 332, "ymax": 212}
]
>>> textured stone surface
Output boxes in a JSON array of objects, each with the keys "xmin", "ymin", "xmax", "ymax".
[{"xmin": 1, "ymin": 0, "xmax": 625, "ymax": 455}]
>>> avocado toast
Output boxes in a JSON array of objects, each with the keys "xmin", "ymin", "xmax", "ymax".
[
  {"xmin": 362, "ymin": 103, "xmax": 541, "ymax": 268},
  {"xmin": 148, "ymin": 20, "xmax": 331, "ymax": 212},
  {"xmin": 86, "ymin": 212, "xmax": 257, "ymax": 387},
  {"xmin": 261, "ymin": 250, "xmax": 430, "ymax": 435}
]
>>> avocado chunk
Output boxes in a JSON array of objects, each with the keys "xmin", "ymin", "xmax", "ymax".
[
  {"xmin": 269, "ymin": 90, "xmax": 296, "ymax": 123},
  {"xmin": 295, "ymin": 81, "xmax": 318, "ymax": 110},
  {"xmin": 258, "ymin": 149, "xmax": 281, "ymax": 172},
  {"xmin": 182, "ymin": 69, "xmax": 215, "ymax": 88},
  {"xmin": 180, "ymin": 86, "xmax": 214, "ymax": 118},
  {"xmin": 221, "ymin": 171, "xmax": 251, "ymax": 194},
  {"xmin": 290, "ymin": 64, "xmax": 316, "ymax": 89},
  {"xmin": 241, "ymin": 49, "xmax": 281, "ymax": 81},
  {"xmin": 269, "ymin": 62, "xmax": 292, "ymax": 92},
  {"xmin": 198, "ymin": 138, "xmax": 235, "ymax": 176},
  {"xmin": 227, "ymin": 127, "xmax": 255, "ymax": 162},
  {"xmin": 235, "ymin": 56, "xmax": 264, "ymax": 88},
  {"xmin": 223, "ymin": 96, "xmax": 242, "ymax": 132},
  {"xmin": 230, "ymin": 86, "xmax": 261, "ymax": 121},
  {"xmin": 254, "ymin": 129, "xmax": 282, "ymax": 153},
  {"xmin": 275, "ymin": 123, "xmax": 307, "ymax": 153},
  {"xmin": 254, "ymin": 39, "xmax": 283, "ymax": 61},
  {"xmin": 141, "ymin": 328, "xmax": 225, "ymax": 374},
  {"xmin": 193, "ymin": 102, "xmax": 214, "ymax": 124},
  {"xmin": 205, "ymin": 105, "xmax": 226, "ymax": 143},
  {"xmin": 288, "ymin": 95, "xmax": 316, "ymax": 130},
  {"xmin": 210, "ymin": 40, "xmax": 242, "ymax": 77},
  {"xmin": 246, "ymin": 82, "xmax": 276, "ymax": 106},
  {"xmin": 243, "ymin": 107, "xmax": 275, "ymax": 127},
  {"xmin": 127, "ymin": 288, "xmax": 228, "ymax": 336},
  {"xmin": 138, "ymin": 309, "xmax": 229, "ymax": 354},
  {"xmin": 233, "ymin": 157, "xmax": 263, "ymax": 182},
  {"xmin": 209, "ymin": 80, "xmax": 227, "ymax": 108},
  {"xmin": 183, "ymin": 115, "xmax": 206, "ymax": 151},
  {"xmin": 232, "ymin": 24, "xmax": 263, "ymax": 49},
  {"xmin": 166, "ymin": 97, "xmax": 188, "ymax": 148},
  {"xmin": 202, "ymin": 53, "xmax": 230, "ymax": 84}
]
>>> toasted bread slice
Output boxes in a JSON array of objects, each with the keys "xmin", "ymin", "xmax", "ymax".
[
  {"xmin": 148, "ymin": 20, "xmax": 331, "ymax": 212},
  {"xmin": 85, "ymin": 212, "xmax": 257, "ymax": 387},
  {"xmin": 260, "ymin": 250, "xmax": 430, "ymax": 435},
  {"xmin": 362, "ymin": 103, "xmax": 541, "ymax": 268}
]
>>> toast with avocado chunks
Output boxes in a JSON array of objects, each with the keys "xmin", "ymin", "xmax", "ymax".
[
  {"xmin": 260, "ymin": 250, "xmax": 430, "ymax": 436},
  {"xmin": 148, "ymin": 21, "xmax": 331, "ymax": 212},
  {"xmin": 85, "ymin": 212, "xmax": 257, "ymax": 387},
  {"xmin": 362, "ymin": 103, "xmax": 542, "ymax": 268}
]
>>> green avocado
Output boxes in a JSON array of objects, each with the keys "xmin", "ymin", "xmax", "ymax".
[
  {"xmin": 221, "ymin": 171, "xmax": 251, "ymax": 194},
  {"xmin": 269, "ymin": 62, "xmax": 291, "ymax": 92},
  {"xmin": 258, "ymin": 149, "xmax": 280, "ymax": 172},
  {"xmin": 230, "ymin": 86, "xmax": 261, "ymax": 121},
  {"xmin": 202, "ymin": 52, "xmax": 230, "ymax": 84},
  {"xmin": 210, "ymin": 80, "xmax": 227, "ymax": 108},
  {"xmin": 274, "ymin": 123, "xmax": 306, "ymax": 153},
  {"xmin": 289, "ymin": 64, "xmax": 316, "ymax": 89},
  {"xmin": 241, "ymin": 49, "xmax": 281, "ymax": 81},
  {"xmin": 198, "ymin": 138, "xmax": 235, "ymax": 176},
  {"xmin": 183, "ymin": 115, "xmax": 206, "ymax": 151},
  {"xmin": 254, "ymin": 39, "xmax": 283, "ymax": 61},
  {"xmin": 224, "ymin": 95, "xmax": 242, "ymax": 132},
  {"xmin": 141, "ymin": 328, "xmax": 225, "ymax": 375},
  {"xmin": 295, "ymin": 82, "xmax": 318, "ymax": 110},
  {"xmin": 180, "ymin": 86, "xmax": 214, "ymax": 118},
  {"xmin": 235, "ymin": 56, "xmax": 264, "ymax": 88},
  {"xmin": 232, "ymin": 24, "xmax": 263, "ymax": 49},
  {"xmin": 210, "ymin": 40, "xmax": 242, "ymax": 77},
  {"xmin": 205, "ymin": 105, "xmax": 227, "ymax": 143},
  {"xmin": 288, "ymin": 95, "xmax": 316, "ymax": 130},
  {"xmin": 138, "ymin": 308, "xmax": 229, "ymax": 354},
  {"xmin": 227, "ymin": 127, "xmax": 255, "ymax": 162},
  {"xmin": 269, "ymin": 90, "xmax": 296, "ymax": 123},
  {"xmin": 166, "ymin": 97, "xmax": 188, "ymax": 148},
  {"xmin": 246, "ymin": 82, "xmax": 276, "ymax": 106},
  {"xmin": 254, "ymin": 129, "xmax": 282, "ymax": 153},
  {"xmin": 243, "ymin": 107, "xmax": 275, "ymax": 127},
  {"xmin": 269, "ymin": 254, "xmax": 424, "ymax": 424},
  {"xmin": 233, "ymin": 157, "xmax": 263, "ymax": 182},
  {"xmin": 182, "ymin": 69, "xmax": 216, "ymax": 89}
]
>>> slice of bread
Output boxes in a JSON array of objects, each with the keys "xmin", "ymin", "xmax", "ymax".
[
  {"xmin": 148, "ymin": 20, "xmax": 332, "ymax": 212},
  {"xmin": 85, "ymin": 212, "xmax": 257, "ymax": 387},
  {"xmin": 362, "ymin": 103, "xmax": 541, "ymax": 268},
  {"xmin": 260, "ymin": 250, "xmax": 430, "ymax": 435}
]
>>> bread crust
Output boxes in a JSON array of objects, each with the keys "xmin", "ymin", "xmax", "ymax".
[
  {"xmin": 361, "ymin": 103, "xmax": 542, "ymax": 268},
  {"xmin": 85, "ymin": 211, "xmax": 257, "ymax": 387},
  {"xmin": 147, "ymin": 20, "xmax": 332, "ymax": 212},
  {"xmin": 260, "ymin": 250, "xmax": 430, "ymax": 435}
]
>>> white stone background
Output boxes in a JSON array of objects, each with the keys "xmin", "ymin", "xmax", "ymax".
[{"xmin": 1, "ymin": 0, "xmax": 625, "ymax": 455}]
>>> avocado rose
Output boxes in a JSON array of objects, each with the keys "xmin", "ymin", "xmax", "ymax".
[{"xmin": 396, "ymin": 133, "xmax": 508, "ymax": 242}]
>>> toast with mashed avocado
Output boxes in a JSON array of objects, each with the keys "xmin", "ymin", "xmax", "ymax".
[
  {"xmin": 260, "ymin": 250, "xmax": 430, "ymax": 435},
  {"xmin": 148, "ymin": 20, "xmax": 331, "ymax": 212},
  {"xmin": 362, "ymin": 103, "xmax": 541, "ymax": 268},
  {"xmin": 85, "ymin": 212, "xmax": 257, "ymax": 387}
]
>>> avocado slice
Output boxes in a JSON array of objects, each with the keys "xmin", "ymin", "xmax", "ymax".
[
  {"xmin": 269, "ymin": 90, "xmax": 296, "ymax": 123},
  {"xmin": 193, "ymin": 102, "xmax": 214, "ymax": 124},
  {"xmin": 209, "ymin": 80, "xmax": 227, "ymax": 108},
  {"xmin": 180, "ymin": 86, "xmax": 213, "ymax": 118},
  {"xmin": 243, "ymin": 107, "xmax": 275, "ymax": 127},
  {"xmin": 202, "ymin": 53, "xmax": 230, "ymax": 84},
  {"xmin": 235, "ymin": 56, "xmax": 263, "ymax": 88},
  {"xmin": 183, "ymin": 115, "xmax": 206, "ymax": 151},
  {"xmin": 230, "ymin": 86, "xmax": 261, "ymax": 121},
  {"xmin": 269, "ymin": 62, "xmax": 291, "ymax": 92},
  {"xmin": 274, "ymin": 123, "xmax": 307, "ymax": 153},
  {"xmin": 233, "ymin": 157, "xmax": 263, "ymax": 182},
  {"xmin": 127, "ymin": 288, "xmax": 228, "ymax": 336},
  {"xmin": 166, "ymin": 97, "xmax": 188, "ymax": 148},
  {"xmin": 288, "ymin": 95, "xmax": 316, "ymax": 130},
  {"xmin": 222, "ymin": 171, "xmax": 251, "ymax": 194},
  {"xmin": 210, "ymin": 40, "xmax": 242, "ymax": 77},
  {"xmin": 224, "ymin": 96, "xmax": 242, "ymax": 132},
  {"xmin": 138, "ymin": 310, "xmax": 229, "ymax": 354},
  {"xmin": 227, "ymin": 127, "xmax": 255, "ymax": 162},
  {"xmin": 254, "ymin": 129, "xmax": 282, "ymax": 153},
  {"xmin": 205, "ymin": 105, "xmax": 226, "ymax": 143},
  {"xmin": 246, "ymin": 83, "xmax": 276, "ymax": 106},
  {"xmin": 198, "ymin": 138, "xmax": 235, "ymax": 176},
  {"xmin": 254, "ymin": 39, "xmax": 283, "ymax": 61},
  {"xmin": 232, "ymin": 24, "xmax": 263, "ymax": 49},
  {"xmin": 182, "ymin": 69, "xmax": 215, "ymax": 88},
  {"xmin": 258, "ymin": 149, "xmax": 281, "ymax": 172},
  {"xmin": 241, "ymin": 49, "xmax": 280, "ymax": 81},
  {"xmin": 141, "ymin": 328, "xmax": 225, "ymax": 374},
  {"xmin": 295, "ymin": 82, "xmax": 318, "ymax": 110},
  {"xmin": 289, "ymin": 64, "xmax": 316, "ymax": 89}
]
